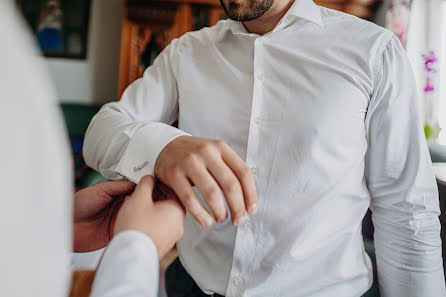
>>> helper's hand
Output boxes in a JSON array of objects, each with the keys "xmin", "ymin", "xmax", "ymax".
[
  {"xmin": 73, "ymin": 180, "xmax": 136, "ymax": 253},
  {"xmin": 114, "ymin": 176, "xmax": 186, "ymax": 259},
  {"xmin": 155, "ymin": 136, "xmax": 258, "ymax": 227}
]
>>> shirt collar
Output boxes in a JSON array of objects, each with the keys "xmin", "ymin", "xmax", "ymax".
[
  {"xmin": 285, "ymin": 0, "xmax": 323, "ymax": 28},
  {"xmin": 223, "ymin": 0, "xmax": 323, "ymax": 37}
]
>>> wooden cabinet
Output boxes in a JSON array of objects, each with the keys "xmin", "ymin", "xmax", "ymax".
[
  {"xmin": 118, "ymin": 0, "xmax": 225, "ymax": 97},
  {"xmin": 118, "ymin": 0, "xmax": 380, "ymax": 97}
]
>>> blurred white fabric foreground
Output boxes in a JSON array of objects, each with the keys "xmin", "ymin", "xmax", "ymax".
[
  {"xmin": 71, "ymin": 249, "xmax": 104, "ymax": 270},
  {"xmin": 0, "ymin": 2, "xmax": 159, "ymax": 297},
  {"xmin": 0, "ymin": 1, "xmax": 73, "ymax": 295}
]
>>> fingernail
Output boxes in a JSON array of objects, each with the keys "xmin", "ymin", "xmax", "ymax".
[
  {"xmin": 234, "ymin": 216, "xmax": 245, "ymax": 226},
  {"xmin": 203, "ymin": 217, "xmax": 214, "ymax": 227},
  {"xmin": 248, "ymin": 203, "xmax": 258, "ymax": 215},
  {"xmin": 217, "ymin": 214, "xmax": 228, "ymax": 224}
]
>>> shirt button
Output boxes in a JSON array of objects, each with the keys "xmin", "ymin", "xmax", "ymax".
[
  {"xmin": 257, "ymin": 237, "xmax": 264, "ymax": 247},
  {"xmin": 233, "ymin": 276, "xmax": 242, "ymax": 286},
  {"xmin": 256, "ymin": 73, "xmax": 264, "ymax": 81},
  {"xmin": 250, "ymin": 167, "xmax": 259, "ymax": 176},
  {"xmin": 245, "ymin": 218, "xmax": 252, "ymax": 228}
]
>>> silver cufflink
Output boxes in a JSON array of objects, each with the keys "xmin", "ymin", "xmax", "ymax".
[{"xmin": 133, "ymin": 161, "xmax": 148, "ymax": 172}]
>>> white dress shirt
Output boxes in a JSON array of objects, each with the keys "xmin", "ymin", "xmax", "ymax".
[
  {"xmin": 0, "ymin": 2, "xmax": 159, "ymax": 297},
  {"xmin": 84, "ymin": 0, "xmax": 446, "ymax": 296}
]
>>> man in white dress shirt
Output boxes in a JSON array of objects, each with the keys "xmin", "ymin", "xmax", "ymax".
[
  {"xmin": 84, "ymin": 0, "xmax": 446, "ymax": 296},
  {"xmin": 0, "ymin": 2, "xmax": 185, "ymax": 297}
]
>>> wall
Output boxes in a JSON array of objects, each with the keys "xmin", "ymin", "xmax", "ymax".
[{"xmin": 45, "ymin": 0, "xmax": 124, "ymax": 104}]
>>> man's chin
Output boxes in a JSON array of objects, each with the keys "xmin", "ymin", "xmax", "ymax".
[{"xmin": 219, "ymin": 0, "xmax": 273, "ymax": 22}]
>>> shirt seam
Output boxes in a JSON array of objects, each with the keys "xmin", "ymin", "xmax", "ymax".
[
  {"xmin": 371, "ymin": 32, "xmax": 395, "ymax": 101},
  {"xmin": 365, "ymin": 31, "xmax": 395, "ymax": 140}
]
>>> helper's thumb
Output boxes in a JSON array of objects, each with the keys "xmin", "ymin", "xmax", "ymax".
[{"xmin": 131, "ymin": 175, "xmax": 155, "ymax": 203}]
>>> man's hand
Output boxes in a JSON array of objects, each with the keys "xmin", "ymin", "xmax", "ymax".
[
  {"xmin": 155, "ymin": 136, "xmax": 258, "ymax": 227},
  {"xmin": 114, "ymin": 176, "xmax": 186, "ymax": 259},
  {"xmin": 73, "ymin": 180, "xmax": 136, "ymax": 253}
]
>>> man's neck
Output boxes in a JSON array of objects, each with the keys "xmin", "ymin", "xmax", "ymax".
[{"xmin": 243, "ymin": 0, "xmax": 295, "ymax": 35}]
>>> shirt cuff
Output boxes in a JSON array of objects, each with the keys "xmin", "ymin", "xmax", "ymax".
[{"xmin": 115, "ymin": 123, "xmax": 189, "ymax": 183}]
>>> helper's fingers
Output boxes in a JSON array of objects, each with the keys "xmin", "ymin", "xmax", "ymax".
[
  {"xmin": 97, "ymin": 179, "xmax": 136, "ymax": 197},
  {"xmin": 207, "ymin": 158, "xmax": 245, "ymax": 225},
  {"xmin": 187, "ymin": 164, "xmax": 228, "ymax": 224},
  {"xmin": 156, "ymin": 180, "xmax": 180, "ymax": 202},
  {"xmin": 169, "ymin": 174, "xmax": 214, "ymax": 227},
  {"xmin": 221, "ymin": 145, "xmax": 258, "ymax": 216},
  {"xmin": 158, "ymin": 200, "xmax": 186, "ymax": 242},
  {"xmin": 156, "ymin": 199, "xmax": 187, "ymax": 219},
  {"xmin": 130, "ymin": 175, "xmax": 156, "ymax": 203}
]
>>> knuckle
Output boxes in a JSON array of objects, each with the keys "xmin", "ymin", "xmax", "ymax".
[
  {"xmin": 170, "ymin": 165, "xmax": 183, "ymax": 178},
  {"xmin": 198, "ymin": 143, "xmax": 215, "ymax": 155},
  {"xmin": 181, "ymin": 194, "xmax": 195, "ymax": 206},
  {"xmin": 165, "ymin": 164, "xmax": 181, "ymax": 176},
  {"xmin": 203, "ymin": 186, "xmax": 220, "ymax": 200},
  {"xmin": 214, "ymin": 140, "xmax": 227, "ymax": 150},
  {"xmin": 183, "ymin": 153, "xmax": 198, "ymax": 165},
  {"xmin": 223, "ymin": 179, "xmax": 241, "ymax": 194}
]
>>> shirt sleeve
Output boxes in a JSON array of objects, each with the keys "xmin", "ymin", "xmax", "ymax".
[
  {"xmin": 83, "ymin": 39, "xmax": 189, "ymax": 183},
  {"xmin": 365, "ymin": 33, "xmax": 446, "ymax": 296},
  {"xmin": 90, "ymin": 230, "xmax": 159, "ymax": 297}
]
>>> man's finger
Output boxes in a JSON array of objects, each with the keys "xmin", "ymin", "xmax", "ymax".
[
  {"xmin": 187, "ymin": 164, "xmax": 228, "ymax": 224},
  {"xmin": 98, "ymin": 179, "xmax": 136, "ymax": 196},
  {"xmin": 207, "ymin": 158, "xmax": 245, "ymax": 225},
  {"xmin": 222, "ymin": 147, "xmax": 258, "ymax": 216},
  {"xmin": 170, "ymin": 175, "xmax": 214, "ymax": 227},
  {"xmin": 131, "ymin": 175, "xmax": 156, "ymax": 203}
]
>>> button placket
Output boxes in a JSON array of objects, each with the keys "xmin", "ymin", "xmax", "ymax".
[
  {"xmin": 225, "ymin": 38, "xmax": 264, "ymax": 297},
  {"xmin": 251, "ymin": 41, "xmax": 265, "ymax": 129},
  {"xmin": 256, "ymin": 72, "xmax": 264, "ymax": 81}
]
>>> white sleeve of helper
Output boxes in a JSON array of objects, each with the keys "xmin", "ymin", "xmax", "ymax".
[{"xmin": 90, "ymin": 230, "xmax": 160, "ymax": 297}]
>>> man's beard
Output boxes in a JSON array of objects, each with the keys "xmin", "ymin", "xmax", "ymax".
[{"xmin": 220, "ymin": 0, "xmax": 274, "ymax": 22}]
